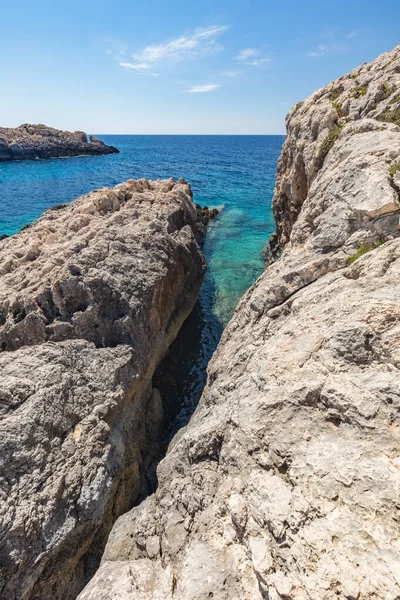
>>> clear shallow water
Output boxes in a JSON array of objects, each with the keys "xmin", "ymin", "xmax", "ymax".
[
  {"xmin": 0, "ymin": 135, "xmax": 283, "ymax": 434},
  {"xmin": 0, "ymin": 135, "xmax": 283, "ymax": 323}
]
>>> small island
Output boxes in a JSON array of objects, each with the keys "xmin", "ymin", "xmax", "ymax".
[{"xmin": 0, "ymin": 123, "xmax": 119, "ymax": 161}]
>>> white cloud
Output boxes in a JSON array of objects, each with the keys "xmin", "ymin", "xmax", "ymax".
[
  {"xmin": 120, "ymin": 62, "xmax": 150, "ymax": 70},
  {"xmin": 185, "ymin": 84, "xmax": 220, "ymax": 93},
  {"xmin": 236, "ymin": 48, "xmax": 259, "ymax": 61},
  {"xmin": 236, "ymin": 48, "xmax": 270, "ymax": 67},
  {"xmin": 346, "ymin": 31, "xmax": 358, "ymax": 39},
  {"xmin": 249, "ymin": 57, "xmax": 270, "ymax": 67},
  {"xmin": 119, "ymin": 62, "xmax": 158, "ymax": 76},
  {"xmin": 134, "ymin": 25, "xmax": 228, "ymax": 63}
]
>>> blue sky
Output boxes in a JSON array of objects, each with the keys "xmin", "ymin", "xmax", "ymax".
[{"xmin": 1, "ymin": 0, "xmax": 399, "ymax": 134}]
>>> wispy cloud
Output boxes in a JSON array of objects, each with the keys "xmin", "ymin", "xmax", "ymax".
[
  {"xmin": 185, "ymin": 83, "xmax": 220, "ymax": 93},
  {"xmin": 119, "ymin": 62, "xmax": 158, "ymax": 76},
  {"xmin": 250, "ymin": 57, "xmax": 270, "ymax": 67},
  {"xmin": 346, "ymin": 31, "xmax": 358, "ymax": 39},
  {"xmin": 134, "ymin": 25, "xmax": 228, "ymax": 64},
  {"xmin": 307, "ymin": 45, "xmax": 327, "ymax": 57},
  {"xmin": 223, "ymin": 69, "xmax": 240, "ymax": 77},
  {"xmin": 236, "ymin": 48, "xmax": 271, "ymax": 67},
  {"xmin": 120, "ymin": 62, "xmax": 150, "ymax": 71},
  {"xmin": 307, "ymin": 44, "xmax": 344, "ymax": 58},
  {"xmin": 236, "ymin": 48, "xmax": 259, "ymax": 61}
]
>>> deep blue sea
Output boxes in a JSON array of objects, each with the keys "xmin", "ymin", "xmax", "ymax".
[{"xmin": 0, "ymin": 135, "xmax": 283, "ymax": 433}]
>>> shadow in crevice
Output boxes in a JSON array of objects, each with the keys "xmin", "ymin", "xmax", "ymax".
[{"xmin": 148, "ymin": 273, "xmax": 223, "ymax": 490}]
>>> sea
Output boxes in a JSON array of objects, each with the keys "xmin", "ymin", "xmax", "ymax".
[{"xmin": 0, "ymin": 134, "xmax": 284, "ymax": 435}]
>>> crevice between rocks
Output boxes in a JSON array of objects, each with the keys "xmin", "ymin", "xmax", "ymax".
[{"xmin": 66, "ymin": 224, "xmax": 222, "ymax": 598}]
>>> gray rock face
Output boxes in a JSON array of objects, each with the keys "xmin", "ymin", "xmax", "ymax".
[
  {"xmin": 269, "ymin": 43, "xmax": 400, "ymax": 257},
  {"xmin": 80, "ymin": 46, "xmax": 400, "ymax": 599},
  {"xmin": 0, "ymin": 124, "xmax": 118, "ymax": 160},
  {"xmin": 0, "ymin": 178, "xmax": 206, "ymax": 599}
]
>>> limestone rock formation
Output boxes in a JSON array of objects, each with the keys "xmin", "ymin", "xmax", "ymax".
[
  {"xmin": 80, "ymin": 46, "xmax": 400, "ymax": 599},
  {"xmin": 269, "ymin": 42, "xmax": 400, "ymax": 258},
  {"xmin": 0, "ymin": 124, "xmax": 118, "ymax": 161},
  {"xmin": 0, "ymin": 178, "xmax": 206, "ymax": 599}
]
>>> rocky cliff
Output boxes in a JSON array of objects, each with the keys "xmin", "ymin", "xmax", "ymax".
[
  {"xmin": 0, "ymin": 178, "xmax": 207, "ymax": 599},
  {"xmin": 79, "ymin": 46, "xmax": 400, "ymax": 599},
  {"xmin": 0, "ymin": 124, "xmax": 118, "ymax": 161}
]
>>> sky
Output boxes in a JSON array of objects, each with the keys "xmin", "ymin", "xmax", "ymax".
[{"xmin": 1, "ymin": 0, "xmax": 399, "ymax": 134}]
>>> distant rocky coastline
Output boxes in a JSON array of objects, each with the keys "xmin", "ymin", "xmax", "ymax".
[{"xmin": 0, "ymin": 123, "xmax": 119, "ymax": 161}]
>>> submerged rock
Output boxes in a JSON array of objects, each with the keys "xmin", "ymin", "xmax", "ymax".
[
  {"xmin": 80, "ymin": 46, "xmax": 400, "ymax": 599},
  {"xmin": 0, "ymin": 178, "xmax": 206, "ymax": 599},
  {"xmin": 0, "ymin": 123, "xmax": 119, "ymax": 161},
  {"xmin": 194, "ymin": 203, "xmax": 220, "ymax": 238}
]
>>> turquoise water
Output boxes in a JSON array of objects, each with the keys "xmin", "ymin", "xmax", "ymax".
[
  {"xmin": 0, "ymin": 135, "xmax": 283, "ymax": 433},
  {"xmin": 0, "ymin": 135, "xmax": 283, "ymax": 322}
]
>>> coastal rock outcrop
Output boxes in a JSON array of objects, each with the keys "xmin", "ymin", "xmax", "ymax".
[
  {"xmin": 0, "ymin": 178, "xmax": 206, "ymax": 599},
  {"xmin": 80, "ymin": 46, "xmax": 400, "ymax": 599},
  {"xmin": 0, "ymin": 124, "xmax": 118, "ymax": 161}
]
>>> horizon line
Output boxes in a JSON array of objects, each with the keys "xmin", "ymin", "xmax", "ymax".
[{"xmin": 94, "ymin": 132, "xmax": 286, "ymax": 136}]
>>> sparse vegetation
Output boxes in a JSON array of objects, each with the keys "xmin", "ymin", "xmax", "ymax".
[
  {"xmin": 366, "ymin": 102, "xmax": 377, "ymax": 114},
  {"xmin": 352, "ymin": 85, "xmax": 368, "ymax": 98},
  {"xmin": 294, "ymin": 101, "xmax": 303, "ymax": 113},
  {"xmin": 332, "ymin": 101, "xmax": 342, "ymax": 115},
  {"xmin": 346, "ymin": 241, "xmax": 383, "ymax": 265},
  {"xmin": 382, "ymin": 83, "xmax": 392, "ymax": 100},
  {"xmin": 315, "ymin": 124, "xmax": 344, "ymax": 170},
  {"xmin": 329, "ymin": 87, "xmax": 343, "ymax": 102},
  {"xmin": 377, "ymin": 105, "xmax": 400, "ymax": 127},
  {"xmin": 329, "ymin": 88, "xmax": 344, "ymax": 115},
  {"xmin": 350, "ymin": 70, "xmax": 362, "ymax": 80},
  {"xmin": 389, "ymin": 93, "xmax": 400, "ymax": 106},
  {"xmin": 389, "ymin": 164, "xmax": 400, "ymax": 177}
]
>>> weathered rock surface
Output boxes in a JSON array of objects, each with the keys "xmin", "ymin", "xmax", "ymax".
[
  {"xmin": 0, "ymin": 178, "xmax": 206, "ymax": 599},
  {"xmin": 269, "ymin": 42, "xmax": 400, "ymax": 258},
  {"xmin": 0, "ymin": 124, "xmax": 118, "ymax": 161},
  {"xmin": 80, "ymin": 46, "xmax": 400, "ymax": 599}
]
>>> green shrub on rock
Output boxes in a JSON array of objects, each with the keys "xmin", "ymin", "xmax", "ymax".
[
  {"xmin": 329, "ymin": 87, "xmax": 343, "ymax": 102},
  {"xmin": 352, "ymin": 85, "xmax": 368, "ymax": 98},
  {"xmin": 382, "ymin": 83, "xmax": 392, "ymax": 100},
  {"xmin": 346, "ymin": 241, "xmax": 382, "ymax": 265},
  {"xmin": 389, "ymin": 93, "xmax": 400, "ymax": 105},
  {"xmin": 315, "ymin": 125, "xmax": 343, "ymax": 170},
  {"xmin": 377, "ymin": 105, "xmax": 400, "ymax": 127},
  {"xmin": 295, "ymin": 101, "xmax": 303, "ymax": 111},
  {"xmin": 389, "ymin": 164, "xmax": 400, "ymax": 177},
  {"xmin": 332, "ymin": 101, "xmax": 343, "ymax": 115}
]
